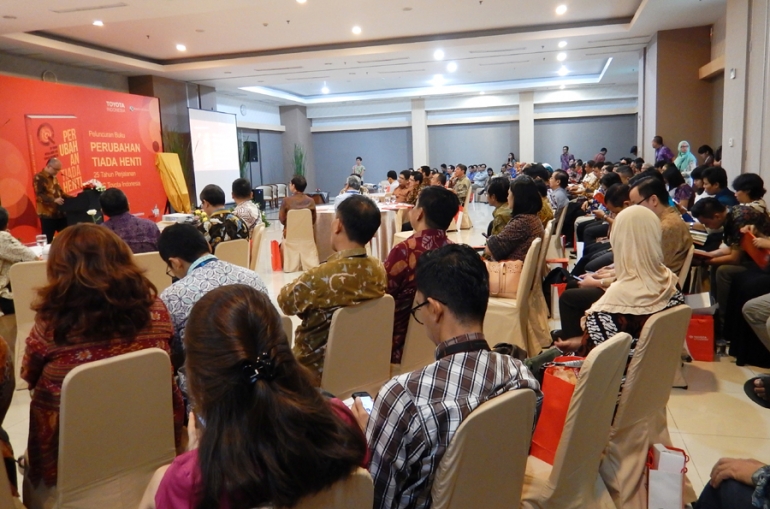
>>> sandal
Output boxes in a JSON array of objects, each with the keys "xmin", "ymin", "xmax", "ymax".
[{"xmin": 744, "ymin": 375, "xmax": 770, "ymax": 408}]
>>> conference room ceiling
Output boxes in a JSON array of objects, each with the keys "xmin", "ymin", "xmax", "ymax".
[{"xmin": 0, "ymin": 0, "xmax": 726, "ymax": 104}]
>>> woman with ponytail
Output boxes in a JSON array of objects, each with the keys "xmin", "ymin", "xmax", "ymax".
[{"xmin": 151, "ymin": 284, "xmax": 368, "ymax": 509}]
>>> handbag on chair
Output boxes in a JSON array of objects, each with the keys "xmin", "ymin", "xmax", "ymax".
[{"xmin": 485, "ymin": 259, "xmax": 523, "ymax": 299}]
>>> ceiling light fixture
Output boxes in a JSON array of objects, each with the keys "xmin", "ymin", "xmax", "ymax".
[
  {"xmin": 560, "ymin": 84, "xmax": 565, "ymax": 90},
  {"xmin": 321, "ymin": 81, "xmax": 329, "ymax": 94},
  {"xmin": 447, "ymin": 62, "xmax": 458, "ymax": 72},
  {"xmin": 433, "ymin": 49, "xmax": 444, "ymax": 61},
  {"xmin": 558, "ymin": 40, "xmax": 567, "ymax": 48},
  {"xmin": 557, "ymin": 52, "xmax": 567, "ymax": 61},
  {"xmin": 176, "ymin": 44, "xmax": 187, "ymax": 52},
  {"xmin": 297, "ymin": 0, "xmax": 307, "ymax": 3},
  {"xmin": 431, "ymin": 74, "xmax": 446, "ymax": 87},
  {"xmin": 557, "ymin": 65, "xmax": 569, "ymax": 76},
  {"xmin": 352, "ymin": 25, "xmax": 361, "ymax": 35},
  {"xmin": 480, "ymin": 92, "xmax": 485, "ymax": 95},
  {"xmin": 92, "ymin": 20, "xmax": 104, "ymax": 26},
  {"xmin": 555, "ymin": 4, "xmax": 567, "ymax": 15}
]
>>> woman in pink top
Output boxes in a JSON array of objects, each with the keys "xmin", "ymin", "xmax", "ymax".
[{"xmin": 149, "ymin": 284, "xmax": 368, "ymax": 509}]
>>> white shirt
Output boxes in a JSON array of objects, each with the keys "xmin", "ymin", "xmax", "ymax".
[{"xmin": 388, "ymin": 181, "xmax": 400, "ymax": 193}]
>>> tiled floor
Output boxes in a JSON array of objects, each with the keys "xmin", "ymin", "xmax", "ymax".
[{"xmin": 4, "ymin": 200, "xmax": 766, "ymax": 500}]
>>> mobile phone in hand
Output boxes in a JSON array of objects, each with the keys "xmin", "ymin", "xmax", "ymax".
[{"xmin": 344, "ymin": 391, "xmax": 374, "ymax": 414}]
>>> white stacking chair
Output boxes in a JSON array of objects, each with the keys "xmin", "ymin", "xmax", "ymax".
[
  {"xmin": 249, "ymin": 223, "xmax": 266, "ymax": 271},
  {"xmin": 520, "ymin": 333, "xmax": 632, "ymax": 509},
  {"xmin": 214, "ymin": 238, "xmax": 250, "ymax": 268},
  {"xmin": 459, "ymin": 191, "xmax": 473, "ymax": 230},
  {"xmin": 275, "ymin": 183, "xmax": 288, "ymax": 207},
  {"xmin": 678, "ymin": 244, "xmax": 695, "ymax": 289},
  {"xmin": 291, "ymin": 468, "xmax": 374, "ymax": 509},
  {"xmin": 599, "ymin": 305, "xmax": 694, "ymax": 509},
  {"xmin": 527, "ymin": 229, "xmax": 552, "ymax": 348},
  {"xmin": 133, "ymin": 251, "xmax": 173, "ymax": 294},
  {"xmin": 483, "ymin": 238, "xmax": 542, "ymax": 355},
  {"xmin": 0, "ymin": 456, "xmax": 21, "ymax": 509},
  {"xmin": 321, "ymin": 295, "xmax": 394, "ymax": 400},
  {"xmin": 546, "ymin": 207, "xmax": 567, "ymax": 260},
  {"xmin": 26, "ymin": 349, "xmax": 177, "ymax": 509},
  {"xmin": 280, "ymin": 315, "xmax": 294, "ymax": 347},
  {"xmin": 432, "ymin": 390, "xmax": 537, "ymax": 509},
  {"xmin": 283, "ymin": 209, "xmax": 320, "ymax": 272},
  {"xmin": 397, "ymin": 297, "xmax": 437, "ymax": 376},
  {"xmin": 256, "ymin": 186, "xmax": 275, "ymax": 209},
  {"xmin": 8, "ymin": 260, "xmax": 47, "ymax": 390}
]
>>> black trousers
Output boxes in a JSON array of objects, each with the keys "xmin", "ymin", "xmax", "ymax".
[
  {"xmin": 576, "ymin": 218, "xmax": 601, "ymax": 243},
  {"xmin": 726, "ymin": 270, "xmax": 770, "ymax": 367},
  {"xmin": 0, "ymin": 298, "xmax": 13, "ymax": 316},
  {"xmin": 694, "ymin": 479, "xmax": 754, "ymax": 509},
  {"xmin": 584, "ymin": 222, "xmax": 609, "ymax": 245},
  {"xmin": 559, "ymin": 287, "xmax": 605, "ymax": 338},
  {"xmin": 39, "ymin": 217, "xmax": 68, "ymax": 243}
]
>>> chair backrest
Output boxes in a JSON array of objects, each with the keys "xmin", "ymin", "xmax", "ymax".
[
  {"xmin": 58, "ymin": 348, "xmax": 177, "ymax": 508},
  {"xmin": 537, "ymin": 223, "xmax": 552, "ymax": 281},
  {"xmin": 9, "ymin": 260, "xmax": 47, "ymax": 388},
  {"xmin": 286, "ymin": 208, "xmax": 315, "ymax": 241},
  {"xmin": 214, "ymin": 238, "xmax": 250, "ymax": 268},
  {"xmin": 610, "ymin": 305, "xmax": 692, "ymax": 430},
  {"xmin": 678, "ymin": 244, "xmax": 695, "ymax": 289},
  {"xmin": 547, "ymin": 207, "xmax": 567, "ymax": 258},
  {"xmin": 514, "ymin": 237, "xmax": 541, "ymax": 342},
  {"xmin": 249, "ymin": 223, "xmax": 266, "ymax": 271},
  {"xmin": 280, "ymin": 315, "xmax": 294, "ymax": 347},
  {"xmin": 275, "ymin": 183, "xmax": 288, "ymax": 199},
  {"xmin": 463, "ymin": 188, "xmax": 472, "ymax": 208},
  {"xmin": 546, "ymin": 333, "xmax": 633, "ymax": 504},
  {"xmin": 400, "ymin": 297, "xmax": 437, "ymax": 374},
  {"xmin": 133, "ymin": 251, "xmax": 173, "ymax": 294},
  {"xmin": 289, "ymin": 468, "xmax": 374, "ymax": 509},
  {"xmin": 431, "ymin": 390, "xmax": 537, "ymax": 509},
  {"xmin": 322, "ymin": 295, "xmax": 394, "ymax": 399},
  {"xmin": 257, "ymin": 185, "xmax": 274, "ymax": 200}
]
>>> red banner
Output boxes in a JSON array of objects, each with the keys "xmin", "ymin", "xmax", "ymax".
[{"xmin": 0, "ymin": 74, "xmax": 165, "ymax": 242}]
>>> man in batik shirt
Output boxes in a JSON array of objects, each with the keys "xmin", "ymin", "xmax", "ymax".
[
  {"xmin": 452, "ymin": 164, "xmax": 471, "ymax": 204},
  {"xmin": 197, "ymin": 184, "xmax": 249, "ymax": 250},
  {"xmin": 384, "ymin": 187, "xmax": 458, "ymax": 363},
  {"xmin": 231, "ymin": 178, "xmax": 262, "ymax": 234},
  {"xmin": 278, "ymin": 195, "xmax": 387, "ymax": 384}
]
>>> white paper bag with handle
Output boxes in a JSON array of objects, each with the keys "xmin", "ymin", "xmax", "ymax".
[{"xmin": 647, "ymin": 444, "xmax": 687, "ymax": 509}]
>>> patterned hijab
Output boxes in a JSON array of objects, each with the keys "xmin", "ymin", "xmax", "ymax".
[
  {"xmin": 674, "ymin": 140, "xmax": 697, "ymax": 173},
  {"xmin": 587, "ymin": 206, "xmax": 679, "ymax": 315}
]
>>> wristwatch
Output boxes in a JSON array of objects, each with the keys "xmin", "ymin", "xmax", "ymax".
[{"xmin": 752, "ymin": 466, "xmax": 768, "ymax": 486}]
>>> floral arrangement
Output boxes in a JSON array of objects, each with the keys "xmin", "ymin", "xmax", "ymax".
[
  {"xmin": 86, "ymin": 209, "xmax": 102, "ymax": 223},
  {"xmin": 193, "ymin": 209, "xmax": 209, "ymax": 225},
  {"xmin": 82, "ymin": 179, "xmax": 106, "ymax": 192}
]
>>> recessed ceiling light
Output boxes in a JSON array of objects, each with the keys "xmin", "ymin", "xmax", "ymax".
[
  {"xmin": 431, "ymin": 74, "xmax": 446, "ymax": 86},
  {"xmin": 297, "ymin": 0, "xmax": 307, "ymax": 3},
  {"xmin": 560, "ymin": 84, "xmax": 565, "ymax": 90},
  {"xmin": 195, "ymin": 29, "xmax": 204, "ymax": 33},
  {"xmin": 321, "ymin": 86, "xmax": 329, "ymax": 94},
  {"xmin": 352, "ymin": 25, "xmax": 362, "ymax": 34},
  {"xmin": 433, "ymin": 49, "xmax": 444, "ymax": 61},
  {"xmin": 403, "ymin": 7, "xmax": 412, "ymax": 11},
  {"xmin": 558, "ymin": 40, "xmax": 567, "ymax": 48},
  {"xmin": 555, "ymin": 4, "xmax": 567, "ymax": 15},
  {"xmin": 224, "ymin": 71, "xmax": 232, "ymax": 74},
  {"xmin": 92, "ymin": 20, "xmax": 104, "ymax": 26},
  {"xmin": 447, "ymin": 62, "xmax": 458, "ymax": 72},
  {"xmin": 557, "ymin": 65, "xmax": 569, "ymax": 76},
  {"xmin": 176, "ymin": 44, "xmax": 187, "ymax": 52},
  {"xmin": 557, "ymin": 52, "xmax": 567, "ymax": 61}
]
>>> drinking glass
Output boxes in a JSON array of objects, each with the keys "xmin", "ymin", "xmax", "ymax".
[{"xmin": 36, "ymin": 234, "xmax": 47, "ymax": 248}]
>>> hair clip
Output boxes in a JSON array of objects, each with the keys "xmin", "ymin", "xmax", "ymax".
[{"xmin": 242, "ymin": 353, "xmax": 275, "ymax": 384}]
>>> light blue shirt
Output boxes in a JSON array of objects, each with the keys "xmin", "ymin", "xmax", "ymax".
[{"xmin": 334, "ymin": 190, "xmax": 361, "ymax": 208}]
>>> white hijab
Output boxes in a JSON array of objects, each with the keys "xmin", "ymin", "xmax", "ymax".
[{"xmin": 587, "ymin": 206, "xmax": 679, "ymax": 315}]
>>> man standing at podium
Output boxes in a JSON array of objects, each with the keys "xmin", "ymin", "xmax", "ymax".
[{"xmin": 33, "ymin": 157, "xmax": 72, "ymax": 242}]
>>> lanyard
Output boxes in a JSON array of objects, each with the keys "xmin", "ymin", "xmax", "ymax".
[{"xmin": 438, "ymin": 339, "xmax": 490, "ymax": 360}]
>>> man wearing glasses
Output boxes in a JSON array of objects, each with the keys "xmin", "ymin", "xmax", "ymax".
[
  {"xmin": 157, "ymin": 224, "xmax": 267, "ymax": 377},
  {"xmin": 352, "ymin": 244, "xmax": 542, "ymax": 509}
]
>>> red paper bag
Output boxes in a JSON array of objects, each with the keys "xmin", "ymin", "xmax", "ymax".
[
  {"xmin": 686, "ymin": 315, "xmax": 714, "ymax": 362},
  {"xmin": 530, "ymin": 357, "xmax": 581, "ymax": 464},
  {"xmin": 270, "ymin": 240, "xmax": 283, "ymax": 271}
]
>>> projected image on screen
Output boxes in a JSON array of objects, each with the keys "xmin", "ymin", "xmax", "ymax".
[{"xmin": 189, "ymin": 108, "xmax": 240, "ymax": 206}]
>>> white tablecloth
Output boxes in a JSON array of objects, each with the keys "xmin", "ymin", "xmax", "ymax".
[{"xmin": 314, "ymin": 204, "xmax": 410, "ymax": 261}]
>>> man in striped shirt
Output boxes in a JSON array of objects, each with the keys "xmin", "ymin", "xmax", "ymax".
[{"xmin": 352, "ymin": 244, "xmax": 542, "ymax": 509}]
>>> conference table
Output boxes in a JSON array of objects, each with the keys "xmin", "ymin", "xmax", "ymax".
[{"xmin": 314, "ymin": 203, "xmax": 412, "ymax": 262}]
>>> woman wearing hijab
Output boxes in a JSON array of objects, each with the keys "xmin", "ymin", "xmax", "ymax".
[
  {"xmin": 553, "ymin": 206, "xmax": 684, "ymax": 357},
  {"xmin": 674, "ymin": 140, "xmax": 698, "ymax": 182}
]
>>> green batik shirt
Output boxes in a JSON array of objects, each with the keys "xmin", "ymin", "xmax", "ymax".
[
  {"xmin": 278, "ymin": 247, "xmax": 387, "ymax": 383},
  {"xmin": 454, "ymin": 176, "xmax": 471, "ymax": 202}
]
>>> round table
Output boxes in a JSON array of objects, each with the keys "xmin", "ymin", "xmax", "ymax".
[{"xmin": 313, "ymin": 203, "xmax": 411, "ymax": 261}]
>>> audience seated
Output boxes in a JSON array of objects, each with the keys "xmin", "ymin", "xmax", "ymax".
[
  {"xmin": 278, "ymin": 195, "xmax": 387, "ymax": 385},
  {"xmin": 197, "ymin": 184, "xmax": 249, "ymax": 250},
  {"xmin": 158, "ymin": 224, "xmax": 267, "ymax": 373},
  {"xmin": 22, "ymin": 224, "xmax": 184, "ymax": 490},
  {"xmin": 486, "ymin": 177, "xmax": 513, "ymax": 236},
  {"xmin": 553, "ymin": 207, "xmax": 685, "ymax": 362},
  {"xmin": 549, "ymin": 170, "xmax": 570, "ymax": 219},
  {"xmin": 451, "ymin": 164, "xmax": 471, "ymax": 203},
  {"xmin": 471, "ymin": 165, "xmax": 489, "ymax": 197},
  {"xmin": 351, "ymin": 244, "xmax": 542, "ymax": 509},
  {"xmin": 394, "ymin": 170, "xmax": 411, "ymax": 202},
  {"xmin": 405, "ymin": 171, "xmax": 424, "ymax": 205},
  {"xmin": 386, "ymin": 170, "xmax": 400, "ymax": 193},
  {"xmin": 385, "ymin": 187, "xmax": 459, "ymax": 363},
  {"xmin": 703, "ymin": 166, "xmax": 739, "ymax": 206},
  {"xmin": 0, "ymin": 206, "xmax": 39, "ymax": 315},
  {"xmin": 485, "ymin": 176, "xmax": 544, "ymax": 261},
  {"xmin": 691, "ymin": 198, "xmax": 770, "ymax": 345},
  {"xmin": 279, "ymin": 175, "xmax": 316, "ymax": 235},
  {"xmin": 150, "ymin": 285, "xmax": 369, "ymax": 509},
  {"xmin": 99, "ymin": 188, "xmax": 160, "ymax": 254},
  {"xmin": 695, "ymin": 456, "xmax": 769, "ymax": 509},
  {"xmin": 334, "ymin": 176, "xmax": 362, "ymax": 208},
  {"xmin": 431, "ymin": 172, "xmax": 447, "ymax": 187},
  {"xmin": 733, "ymin": 173, "xmax": 767, "ymax": 213},
  {"xmin": 231, "ymin": 177, "xmax": 263, "ymax": 234},
  {"xmin": 534, "ymin": 179, "xmax": 554, "ymax": 228},
  {"xmin": 688, "ymin": 165, "xmax": 709, "ymax": 208},
  {"xmin": 662, "ymin": 165, "xmax": 694, "ymax": 207},
  {"xmin": 615, "ymin": 164, "xmax": 634, "ymax": 184}
]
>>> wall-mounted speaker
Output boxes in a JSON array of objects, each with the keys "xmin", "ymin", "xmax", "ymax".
[{"xmin": 244, "ymin": 141, "xmax": 259, "ymax": 162}]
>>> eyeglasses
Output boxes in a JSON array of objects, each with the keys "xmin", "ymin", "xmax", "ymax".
[
  {"xmin": 632, "ymin": 195, "xmax": 651, "ymax": 206},
  {"xmin": 410, "ymin": 300, "xmax": 429, "ymax": 325},
  {"xmin": 165, "ymin": 265, "xmax": 174, "ymax": 278}
]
